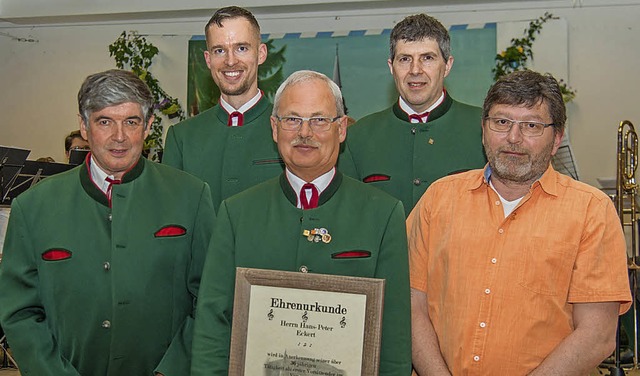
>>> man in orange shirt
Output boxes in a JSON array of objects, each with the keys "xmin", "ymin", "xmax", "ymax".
[{"xmin": 408, "ymin": 70, "xmax": 631, "ymax": 375}]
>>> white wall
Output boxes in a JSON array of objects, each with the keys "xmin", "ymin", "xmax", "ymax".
[{"xmin": 1, "ymin": 0, "xmax": 639, "ymax": 187}]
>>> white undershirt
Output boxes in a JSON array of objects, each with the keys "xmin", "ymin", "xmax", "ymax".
[{"xmin": 489, "ymin": 179, "xmax": 524, "ymax": 217}]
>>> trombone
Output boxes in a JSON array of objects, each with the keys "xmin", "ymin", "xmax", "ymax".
[{"xmin": 615, "ymin": 120, "xmax": 639, "ymax": 371}]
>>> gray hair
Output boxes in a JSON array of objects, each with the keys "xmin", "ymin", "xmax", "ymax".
[
  {"xmin": 390, "ymin": 13, "xmax": 451, "ymax": 62},
  {"xmin": 272, "ymin": 70, "xmax": 345, "ymax": 117},
  {"xmin": 78, "ymin": 69, "xmax": 155, "ymax": 129},
  {"xmin": 483, "ymin": 70, "xmax": 566, "ymax": 134}
]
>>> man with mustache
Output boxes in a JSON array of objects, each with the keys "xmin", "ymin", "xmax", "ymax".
[
  {"xmin": 0, "ymin": 69, "xmax": 215, "ymax": 375},
  {"xmin": 339, "ymin": 13, "xmax": 486, "ymax": 215},
  {"xmin": 163, "ymin": 6, "xmax": 282, "ymax": 212},
  {"xmin": 191, "ymin": 70, "xmax": 411, "ymax": 375},
  {"xmin": 407, "ymin": 70, "xmax": 631, "ymax": 375}
]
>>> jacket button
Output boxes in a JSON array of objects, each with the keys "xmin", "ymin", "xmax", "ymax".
[
  {"xmin": 101, "ymin": 320, "xmax": 111, "ymax": 329},
  {"xmin": 103, "ymin": 262, "xmax": 110, "ymax": 271},
  {"xmin": 413, "ymin": 178, "xmax": 421, "ymax": 186},
  {"xmin": 107, "ymin": 213, "xmax": 112, "ymax": 221},
  {"xmin": 299, "ymin": 265, "xmax": 308, "ymax": 273}
]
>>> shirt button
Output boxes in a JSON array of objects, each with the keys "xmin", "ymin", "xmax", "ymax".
[
  {"xmin": 473, "ymin": 355, "xmax": 480, "ymax": 362},
  {"xmin": 103, "ymin": 262, "xmax": 111, "ymax": 271},
  {"xmin": 101, "ymin": 320, "xmax": 111, "ymax": 329},
  {"xmin": 299, "ymin": 265, "xmax": 308, "ymax": 273},
  {"xmin": 485, "ymin": 288, "xmax": 491, "ymax": 294},
  {"xmin": 491, "ymin": 258, "xmax": 497, "ymax": 264},
  {"xmin": 498, "ymin": 228, "xmax": 504, "ymax": 234},
  {"xmin": 495, "ymin": 200, "xmax": 500, "ymax": 205},
  {"xmin": 480, "ymin": 322, "xmax": 486, "ymax": 328},
  {"xmin": 413, "ymin": 178, "xmax": 421, "ymax": 186}
]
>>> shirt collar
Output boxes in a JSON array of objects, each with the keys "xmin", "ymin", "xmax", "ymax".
[
  {"xmin": 481, "ymin": 164, "xmax": 558, "ymax": 196},
  {"xmin": 286, "ymin": 167, "xmax": 336, "ymax": 208},
  {"xmin": 398, "ymin": 91, "xmax": 445, "ymax": 117},
  {"xmin": 89, "ymin": 156, "xmax": 116, "ymax": 194},
  {"xmin": 219, "ymin": 90, "xmax": 263, "ymax": 114}
]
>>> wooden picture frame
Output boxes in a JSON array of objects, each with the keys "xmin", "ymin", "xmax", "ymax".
[{"xmin": 229, "ymin": 267, "xmax": 385, "ymax": 376}]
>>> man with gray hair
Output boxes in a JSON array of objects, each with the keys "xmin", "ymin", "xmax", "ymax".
[
  {"xmin": 0, "ymin": 69, "xmax": 215, "ymax": 376},
  {"xmin": 340, "ymin": 13, "xmax": 486, "ymax": 214},
  {"xmin": 192, "ymin": 70, "xmax": 411, "ymax": 375}
]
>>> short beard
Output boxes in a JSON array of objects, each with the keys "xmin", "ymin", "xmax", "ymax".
[
  {"xmin": 219, "ymin": 79, "xmax": 252, "ymax": 97},
  {"xmin": 485, "ymin": 141, "xmax": 554, "ymax": 185}
]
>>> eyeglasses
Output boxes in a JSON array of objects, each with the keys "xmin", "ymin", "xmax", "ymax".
[
  {"xmin": 69, "ymin": 146, "xmax": 90, "ymax": 151},
  {"xmin": 485, "ymin": 117, "xmax": 555, "ymax": 137},
  {"xmin": 276, "ymin": 115, "xmax": 341, "ymax": 132}
]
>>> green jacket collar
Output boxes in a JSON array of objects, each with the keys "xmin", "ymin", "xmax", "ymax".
[
  {"xmin": 80, "ymin": 155, "xmax": 146, "ymax": 207},
  {"xmin": 392, "ymin": 90, "xmax": 453, "ymax": 123},
  {"xmin": 280, "ymin": 170, "xmax": 343, "ymax": 208},
  {"xmin": 214, "ymin": 94, "xmax": 271, "ymax": 125}
]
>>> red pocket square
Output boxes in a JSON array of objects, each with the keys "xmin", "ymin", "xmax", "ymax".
[
  {"xmin": 42, "ymin": 249, "xmax": 72, "ymax": 261},
  {"xmin": 154, "ymin": 225, "xmax": 187, "ymax": 238},
  {"xmin": 363, "ymin": 174, "xmax": 390, "ymax": 183},
  {"xmin": 331, "ymin": 251, "xmax": 371, "ymax": 259}
]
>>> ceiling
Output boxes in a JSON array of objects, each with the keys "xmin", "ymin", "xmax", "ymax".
[{"xmin": 0, "ymin": 0, "xmax": 556, "ymax": 25}]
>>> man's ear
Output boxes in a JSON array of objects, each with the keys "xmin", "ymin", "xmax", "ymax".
[
  {"xmin": 270, "ymin": 116, "xmax": 279, "ymax": 143},
  {"xmin": 258, "ymin": 43, "xmax": 268, "ymax": 65},
  {"xmin": 144, "ymin": 115, "xmax": 154, "ymax": 140},
  {"xmin": 79, "ymin": 114, "xmax": 89, "ymax": 140},
  {"xmin": 337, "ymin": 116, "xmax": 347, "ymax": 143},
  {"xmin": 443, "ymin": 55, "xmax": 454, "ymax": 78}
]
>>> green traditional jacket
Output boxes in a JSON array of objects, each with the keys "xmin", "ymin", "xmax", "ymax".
[
  {"xmin": 191, "ymin": 172, "xmax": 412, "ymax": 376},
  {"xmin": 163, "ymin": 96, "xmax": 284, "ymax": 212},
  {"xmin": 339, "ymin": 93, "xmax": 487, "ymax": 215},
  {"xmin": 0, "ymin": 157, "xmax": 215, "ymax": 376}
]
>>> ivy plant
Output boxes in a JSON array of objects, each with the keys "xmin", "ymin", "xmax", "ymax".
[
  {"xmin": 493, "ymin": 12, "xmax": 576, "ymax": 103},
  {"xmin": 109, "ymin": 31, "xmax": 185, "ymax": 158}
]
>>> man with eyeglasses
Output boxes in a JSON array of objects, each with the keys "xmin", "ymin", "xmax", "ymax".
[
  {"xmin": 339, "ymin": 13, "xmax": 486, "ymax": 215},
  {"xmin": 0, "ymin": 69, "xmax": 215, "ymax": 376},
  {"xmin": 64, "ymin": 129, "xmax": 90, "ymax": 163},
  {"xmin": 163, "ymin": 6, "xmax": 282, "ymax": 213},
  {"xmin": 191, "ymin": 70, "xmax": 411, "ymax": 375},
  {"xmin": 408, "ymin": 70, "xmax": 631, "ymax": 375}
]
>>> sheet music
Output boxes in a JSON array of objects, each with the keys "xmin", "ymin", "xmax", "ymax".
[{"xmin": 551, "ymin": 138, "xmax": 579, "ymax": 180}]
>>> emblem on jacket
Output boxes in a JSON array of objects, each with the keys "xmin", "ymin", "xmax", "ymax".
[{"xmin": 302, "ymin": 228, "xmax": 331, "ymax": 243}]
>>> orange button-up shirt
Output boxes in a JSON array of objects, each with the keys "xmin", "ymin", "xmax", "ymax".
[{"xmin": 408, "ymin": 165, "xmax": 631, "ymax": 375}]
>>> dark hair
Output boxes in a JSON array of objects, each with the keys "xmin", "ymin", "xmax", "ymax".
[
  {"xmin": 483, "ymin": 70, "xmax": 566, "ymax": 134},
  {"xmin": 390, "ymin": 14, "xmax": 451, "ymax": 62},
  {"xmin": 205, "ymin": 6, "xmax": 261, "ymax": 44},
  {"xmin": 65, "ymin": 130, "xmax": 84, "ymax": 152},
  {"xmin": 77, "ymin": 69, "xmax": 154, "ymax": 129}
]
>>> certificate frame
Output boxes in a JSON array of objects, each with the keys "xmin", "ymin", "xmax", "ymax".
[{"xmin": 229, "ymin": 267, "xmax": 385, "ymax": 376}]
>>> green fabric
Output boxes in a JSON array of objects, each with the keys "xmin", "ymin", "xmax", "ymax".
[
  {"xmin": 163, "ymin": 96, "xmax": 284, "ymax": 213},
  {"xmin": 0, "ymin": 158, "xmax": 215, "ymax": 376},
  {"xmin": 339, "ymin": 93, "xmax": 487, "ymax": 215},
  {"xmin": 191, "ymin": 172, "xmax": 412, "ymax": 376}
]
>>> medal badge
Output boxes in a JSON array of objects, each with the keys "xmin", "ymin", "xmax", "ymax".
[{"xmin": 302, "ymin": 228, "xmax": 332, "ymax": 244}]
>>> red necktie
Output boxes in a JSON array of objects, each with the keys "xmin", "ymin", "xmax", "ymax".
[
  {"xmin": 300, "ymin": 183, "xmax": 319, "ymax": 210},
  {"xmin": 106, "ymin": 177, "xmax": 121, "ymax": 206},
  {"xmin": 408, "ymin": 113, "xmax": 428, "ymax": 123},
  {"xmin": 227, "ymin": 111, "xmax": 244, "ymax": 127}
]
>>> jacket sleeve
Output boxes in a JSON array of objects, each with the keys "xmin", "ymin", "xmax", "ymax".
[
  {"xmin": 0, "ymin": 200, "xmax": 82, "ymax": 376},
  {"xmin": 191, "ymin": 200, "xmax": 237, "ymax": 376},
  {"xmin": 376, "ymin": 201, "xmax": 412, "ymax": 375},
  {"xmin": 154, "ymin": 183, "xmax": 216, "ymax": 375},
  {"xmin": 162, "ymin": 125, "xmax": 183, "ymax": 169}
]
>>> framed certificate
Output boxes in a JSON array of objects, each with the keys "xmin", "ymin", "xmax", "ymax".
[{"xmin": 229, "ymin": 267, "xmax": 385, "ymax": 376}]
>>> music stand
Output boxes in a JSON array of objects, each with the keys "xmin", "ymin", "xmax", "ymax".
[
  {"xmin": 0, "ymin": 146, "xmax": 30, "ymax": 205},
  {"xmin": 5, "ymin": 161, "xmax": 75, "ymax": 203},
  {"xmin": 68, "ymin": 149, "xmax": 89, "ymax": 166}
]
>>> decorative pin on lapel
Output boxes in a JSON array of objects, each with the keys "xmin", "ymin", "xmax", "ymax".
[
  {"xmin": 428, "ymin": 138, "xmax": 434, "ymax": 145},
  {"xmin": 302, "ymin": 228, "xmax": 332, "ymax": 243}
]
